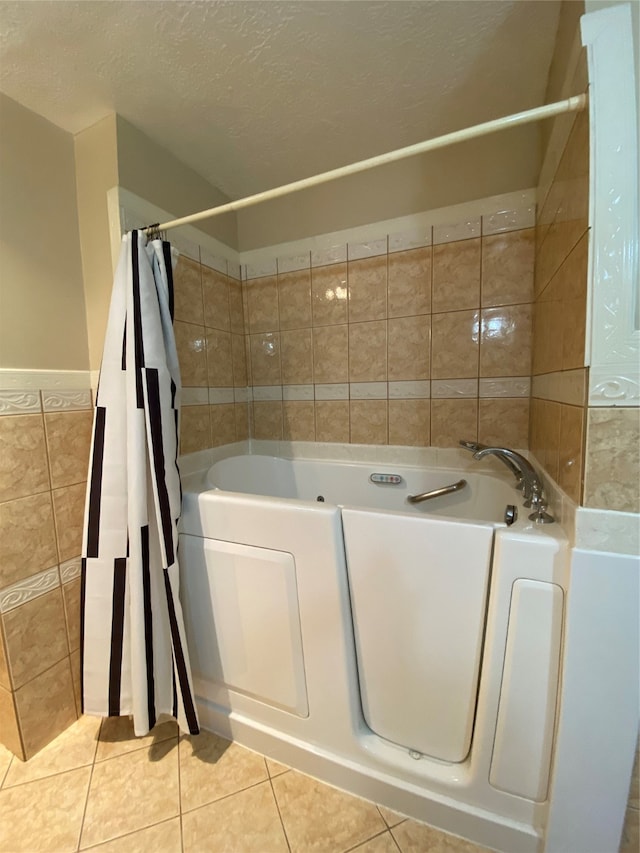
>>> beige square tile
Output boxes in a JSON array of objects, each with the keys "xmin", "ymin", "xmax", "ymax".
[
  {"xmin": 0, "ymin": 413, "xmax": 50, "ymax": 502},
  {"xmin": 182, "ymin": 779, "xmax": 287, "ymax": 853},
  {"xmin": 431, "ymin": 399, "xmax": 478, "ymax": 447},
  {"xmin": 265, "ymin": 757, "xmax": 290, "ymax": 778},
  {"xmin": 537, "ymin": 399, "xmax": 562, "ymax": 482},
  {"xmin": 392, "ymin": 818, "xmax": 491, "ymax": 852},
  {"xmin": 388, "ymin": 316, "xmax": 430, "ymax": 381},
  {"xmin": 253, "ymin": 402, "xmax": 283, "ymax": 440},
  {"xmin": 247, "ymin": 275, "xmax": 279, "ymax": 333},
  {"xmin": 349, "ymin": 321, "xmax": 387, "ymax": 383},
  {"xmin": 377, "ymin": 805, "xmax": 406, "ymax": 828},
  {"xmin": 83, "ymin": 817, "xmax": 182, "ymax": 853},
  {"xmin": 174, "ymin": 321, "xmax": 207, "ymax": 387},
  {"xmin": 0, "ymin": 631, "xmax": 9, "ymax": 691},
  {"xmin": 313, "ymin": 325, "xmax": 349, "ymax": 384},
  {"xmin": 3, "ymin": 588, "xmax": 69, "ymax": 689},
  {"xmin": 283, "ymin": 401, "xmax": 316, "ymax": 442},
  {"xmin": 229, "ymin": 279, "xmax": 245, "ymax": 334},
  {"xmin": 0, "ymin": 765, "xmax": 91, "ymax": 852},
  {"xmin": 278, "ymin": 269, "xmax": 312, "ymax": 330},
  {"xmin": 250, "ymin": 333, "xmax": 282, "ymax": 385},
  {"xmin": 388, "ymin": 247, "xmax": 431, "ymax": 318},
  {"xmin": 81, "ymin": 738, "xmax": 179, "ymax": 849},
  {"xmin": 431, "ymin": 311, "xmax": 479, "ymax": 380},
  {"xmin": 174, "ymin": 257, "xmax": 204, "ymax": 326},
  {"xmin": 44, "ymin": 410, "xmax": 92, "ymax": 490},
  {"xmin": 350, "ymin": 400, "xmax": 388, "ymax": 446},
  {"xmin": 205, "ymin": 328, "xmax": 233, "ymax": 387},
  {"xmin": 281, "ymin": 328, "xmax": 313, "ymax": 385},
  {"xmin": 481, "ymin": 229, "xmax": 534, "ymax": 307},
  {"xmin": 312, "ymin": 263, "xmax": 348, "ymax": 326},
  {"xmin": 14, "ymin": 657, "xmax": 77, "ymax": 760},
  {"xmin": 348, "ymin": 256, "xmax": 387, "ymax": 323},
  {"xmin": 0, "ymin": 492, "xmax": 57, "ymax": 590},
  {"xmin": 478, "ymin": 398, "xmax": 529, "ymax": 450},
  {"xmin": 388, "ymin": 400, "xmax": 430, "ymax": 447},
  {"xmin": 0, "ymin": 685, "xmax": 23, "ymax": 758},
  {"xmin": 3, "ymin": 714, "xmax": 100, "ymax": 788},
  {"xmin": 480, "ymin": 305, "xmax": 532, "ymax": 378},
  {"xmin": 433, "ymin": 238, "xmax": 480, "ymax": 313},
  {"xmin": 210, "ymin": 403, "xmax": 237, "ymax": 448},
  {"xmin": 560, "ymin": 232, "xmax": 588, "ymax": 371},
  {"xmin": 95, "ymin": 716, "xmax": 178, "ymax": 763},
  {"xmin": 315, "ymin": 401, "xmax": 350, "ymax": 444},
  {"xmin": 584, "ymin": 408, "xmax": 640, "ymax": 513},
  {"xmin": 558, "ymin": 403, "xmax": 585, "ymax": 504},
  {"xmin": 531, "ymin": 290, "xmax": 563, "ymax": 376},
  {"xmin": 272, "ymin": 769, "xmax": 385, "ymax": 852},
  {"xmin": 179, "ymin": 729, "xmax": 268, "ymax": 813},
  {"xmin": 0, "ymin": 739, "xmax": 12, "ymax": 783},
  {"xmin": 180, "ymin": 406, "xmax": 210, "ymax": 455},
  {"xmin": 231, "ymin": 333, "xmax": 248, "ymax": 386},
  {"xmin": 52, "ymin": 482, "xmax": 86, "ymax": 564},
  {"xmin": 202, "ymin": 266, "xmax": 230, "ymax": 331},
  {"xmin": 235, "ymin": 403, "xmax": 249, "ymax": 441},
  {"xmin": 352, "ymin": 831, "xmax": 400, "ymax": 852},
  {"xmin": 63, "ymin": 577, "xmax": 81, "ymax": 654},
  {"xmin": 620, "ymin": 806, "xmax": 639, "ymax": 853}
]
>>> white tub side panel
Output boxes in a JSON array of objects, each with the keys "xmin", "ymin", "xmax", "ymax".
[
  {"xmin": 179, "ymin": 534, "xmax": 308, "ymax": 717},
  {"xmin": 342, "ymin": 508, "xmax": 494, "ymax": 763},
  {"xmin": 489, "ymin": 580, "xmax": 564, "ymax": 801}
]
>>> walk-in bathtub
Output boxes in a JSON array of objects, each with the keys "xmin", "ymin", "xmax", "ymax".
[{"xmin": 179, "ymin": 444, "xmax": 569, "ymax": 852}]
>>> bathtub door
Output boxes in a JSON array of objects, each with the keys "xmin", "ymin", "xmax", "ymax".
[{"xmin": 342, "ymin": 508, "xmax": 494, "ymax": 763}]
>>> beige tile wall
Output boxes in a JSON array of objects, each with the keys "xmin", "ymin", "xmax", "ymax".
[
  {"xmin": 173, "ymin": 256, "xmax": 249, "ymax": 452},
  {"xmin": 530, "ymin": 78, "xmax": 589, "ymax": 505},
  {"xmin": 0, "ymin": 392, "xmax": 91, "ymax": 759},
  {"xmin": 243, "ymin": 225, "xmax": 534, "ymax": 449}
]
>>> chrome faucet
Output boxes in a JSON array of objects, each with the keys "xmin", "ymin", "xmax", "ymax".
[
  {"xmin": 471, "ymin": 446, "xmax": 555, "ymax": 524},
  {"xmin": 459, "ymin": 440, "xmax": 524, "ymax": 489}
]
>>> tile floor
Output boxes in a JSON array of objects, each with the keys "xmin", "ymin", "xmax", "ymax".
[{"xmin": 0, "ymin": 715, "xmax": 490, "ymax": 853}]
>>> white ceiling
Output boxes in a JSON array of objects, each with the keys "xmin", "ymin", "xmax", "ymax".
[{"xmin": 0, "ymin": 1, "xmax": 561, "ymax": 201}]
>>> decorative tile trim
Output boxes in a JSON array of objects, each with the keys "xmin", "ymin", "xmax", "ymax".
[
  {"xmin": 234, "ymin": 387, "xmax": 251, "ymax": 403},
  {"xmin": 347, "ymin": 238, "xmax": 388, "ymax": 261},
  {"xmin": 388, "ymin": 228, "xmax": 432, "ymax": 253},
  {"xmin": 0, "ymin": 370, "xmax": 92, "ymax": 391},
  {"xmin": 588, "ymin": 366, "xmax": 640, "ymax": 407},
  {"xmin": 0, "ymin": 390, "xmax": 41, "ymax": 415},
  {"xmin": 42, "ymin": 389, "xmax": 93, "ymax": 412},
  {"xmin": 388, "ymin": 380, "xmax": 431, "ymax": 399},
  {"xmin": 431, "ymin": 379, "xmax": 479, "ymax": 398},
  {"xmin": 253, "ymin": 385, "xmax": 283, "ymax": 401},
  {"xmin": 209, "ymin": 387, "xmax": 236, "ymax": 405},
  {"xmin": 277, "ymin": 253, "xmax": 311, "ymax": 274},
  {"xmin": 349, "ymin": 382, "xmax": 388, "ymax": 400},
  {"xmin": 479, "ymin": 377, "xmax": 531, "ymax": 398},
  {"xmin": 482, "ymin": 207, "xmax": 536, "ymax": 236},
  {"xmin": 531, "ymin": 369, "xmax": 587, "ymax": 406},
  {"xmin": 433, "ymin": 218, "xmax": 481, "ymax": 245},
  {"xmin": 243, "ymin": 259, "xmax": 278, "ymax": 280},
  {"xmin": 0, "ymin": 567, "xmax": 60, "ymax": 613},
  {"xmin": 283, "ymin": 384, "xmax": 314, "ymax": 401},
  {"xmin": 60, "ymin": 557, "xmax": 82, "ymax": 585},
  {"xmin": 182, "ymin": 387, "xmax": 210, "ymax": 406},
  {"xmin": 311, "ymin": 245, "xmax": 348, "ymax": 267},
  {"xmin": 200, "ymin": 250, "xmax": 228, "ymax": 275},
  {"xmin": 314, "ymin": 383, "xmax": 349, "ymax": 401},
  {"xmin": 575, "ymin": 507, "xmax": 640, "ymax": 556}
]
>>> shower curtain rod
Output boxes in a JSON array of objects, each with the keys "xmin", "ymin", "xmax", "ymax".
[{"xmin": 146, "ymin": 94, "xmax": 587, "ymax": 234}]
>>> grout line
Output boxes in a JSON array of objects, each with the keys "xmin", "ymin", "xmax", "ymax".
[
  {"xmin": 180, "ymin": 776, "xmax": 270, "ymax": 816},
  {"xmin": 0, "ymin": 750, "xmax": 14, "ymax": 789},
  {"xmin": 389, "ymin": 825, "xmax": 404, "ymax": 852},
  {"xmin": 80, "ymin": 816, "xmax": 180, "ymax": 852},
  {"xmin": 268, "ymin": 773, "xmax": 292, "ymax": 853},
  {"xmin": 343, "ymin": 827, "xmax": 392, "ymax": 852},
  {"xmin": 75, "ymin": 717, "xmax": 102, "ymax": 851}
]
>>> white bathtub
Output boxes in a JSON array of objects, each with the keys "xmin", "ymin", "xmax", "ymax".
[{"xmin": 179, "ymin": 444, "xmax": 569, "ymax": 852}]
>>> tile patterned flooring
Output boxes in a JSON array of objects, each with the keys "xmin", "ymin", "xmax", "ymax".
[{"xmin": 0, "ymin": 715, "xmax": 489, "ymax": 853}]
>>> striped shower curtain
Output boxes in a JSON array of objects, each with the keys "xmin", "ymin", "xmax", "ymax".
[{"xmin": 81, "ymin": 230, "xmax": 199, "ymax": 736}]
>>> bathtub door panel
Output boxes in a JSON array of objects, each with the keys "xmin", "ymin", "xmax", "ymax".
[
  {"xmin": 342, "ymin": 508, "xmax": 494, "ymax": 763},
  {"xmin": 179, "ymin": 534, "xmax": 309, "ymax": 717}
]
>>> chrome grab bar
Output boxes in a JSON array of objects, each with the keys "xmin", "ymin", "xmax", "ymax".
[{"xmin": 407, "ymin": 479, "xmax": 467, "ymax": 504}]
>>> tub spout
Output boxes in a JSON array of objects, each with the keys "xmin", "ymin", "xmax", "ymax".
[
  {"xmin": 472, "ymin": 447, "xmax": 553, "ymax": 522},
  {"xmin": 459, "ymin": 439, "xmax": 524, "ymax": 488}
]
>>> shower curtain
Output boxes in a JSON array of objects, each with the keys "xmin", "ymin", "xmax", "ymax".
[{"xmin": 81, "ymin": 229, "xmax": 199, "ymax": 736}]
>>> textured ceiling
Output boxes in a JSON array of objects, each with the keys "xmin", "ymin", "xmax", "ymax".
[{"xmin": 0, "ymin": 1, "xmax": 561, "ymax": 200}]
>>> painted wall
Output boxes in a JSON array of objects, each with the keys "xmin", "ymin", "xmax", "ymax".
[{"xmin": 0, "ymin": 93, "xmax": 88, "ymax": 371}]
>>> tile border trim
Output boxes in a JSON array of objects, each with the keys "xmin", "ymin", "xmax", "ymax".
[{"xmin": 0, "ymin": 566, "xmax": 60, "ymax": 613}]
